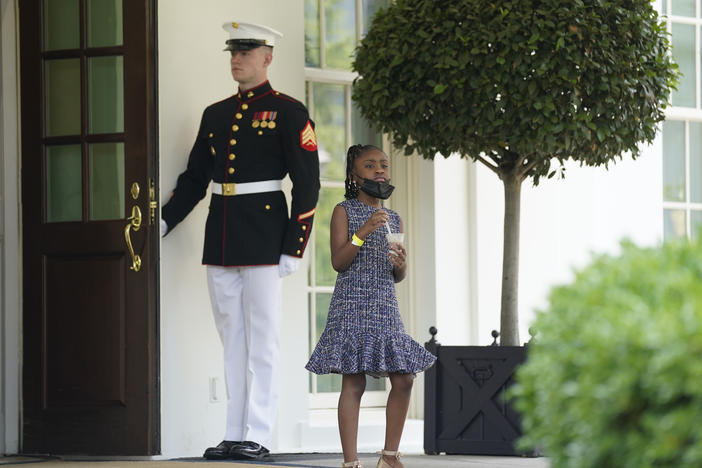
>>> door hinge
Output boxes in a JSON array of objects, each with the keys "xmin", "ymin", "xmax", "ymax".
[{"xmin": 149, "ymin": 178, "xmax": 157, "ymax": 225}]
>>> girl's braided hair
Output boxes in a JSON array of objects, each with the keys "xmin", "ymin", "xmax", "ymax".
[{"xmin": 344, "ymin": 144, "xmax": 383, "ymax": 199}]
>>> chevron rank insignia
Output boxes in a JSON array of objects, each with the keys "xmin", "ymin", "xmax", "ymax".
[{"xmin": 300, "ymin": 121, "xmax": 318, "ymax": 151}]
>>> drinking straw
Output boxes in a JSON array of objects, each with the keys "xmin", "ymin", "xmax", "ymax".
[{"xmin": 380, "ymin": 200, "xmax": 391, "ymax": 233}]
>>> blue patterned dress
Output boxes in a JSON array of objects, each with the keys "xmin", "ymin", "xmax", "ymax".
[{"xmin": 306, "ymin": 198, "xmax": 436, "ymax": 377}]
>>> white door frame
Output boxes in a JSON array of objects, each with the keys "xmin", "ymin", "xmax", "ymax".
[{"xmin": 1, "ymin": 0, "xmax": 22, "ymax": 455}]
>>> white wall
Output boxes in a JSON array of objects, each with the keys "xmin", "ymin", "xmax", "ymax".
[
  {"xmin": 474, "ymin": 141, "xmax": 663, "ymax": 345},
  {"xmin": 157, "ymin": 0, "xmax": 308, "ymax": 457},
  {"xmin": 0, "ymin": 0, "xmax": 20, "ymax": 455}
]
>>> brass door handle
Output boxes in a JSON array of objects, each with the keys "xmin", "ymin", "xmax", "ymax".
[{"xmin": 125, "ymin": 205, "xmax": 142, "ymax": 272}]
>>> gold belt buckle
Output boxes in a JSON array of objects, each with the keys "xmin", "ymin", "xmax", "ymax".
[{"xmin": 222, "ymin": 183, "xmax": 236, "ymax": 196}]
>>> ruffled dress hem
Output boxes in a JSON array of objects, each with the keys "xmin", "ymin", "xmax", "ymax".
[{"xmin": 306, "ymin": 330, "xmax": 436, "ymax": 377}]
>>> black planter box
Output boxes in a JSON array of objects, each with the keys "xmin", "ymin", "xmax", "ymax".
[{"xmin": 423, "ymin": 328, "xmax": 530, "ymax": 456}]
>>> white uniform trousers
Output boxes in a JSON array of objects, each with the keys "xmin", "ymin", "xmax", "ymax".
[{"xmin": 206, "ymin": 265, "xmax": 282, "ymax": 447}]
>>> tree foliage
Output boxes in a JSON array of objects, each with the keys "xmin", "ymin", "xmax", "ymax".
[
  {"xmin": 353, "ymin": 0, "xmax": 678, "ymax": 183},
  {"xmin": 352, "ymin": 0, "xmax": 678, "ymax": 344}
]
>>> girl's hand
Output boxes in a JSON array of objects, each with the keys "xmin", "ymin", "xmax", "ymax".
[
  {"xmin": 357, "ymin": 209, "xmax": 388, "ymax": 239},
  {"xmin": 389, "ymin": 243, "xmax": 406, "ymax": 269}
]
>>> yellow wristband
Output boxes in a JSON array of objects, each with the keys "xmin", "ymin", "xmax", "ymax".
[{"xmin": 351, "ymin": 234, "xmax": 364, "ymax": 247}]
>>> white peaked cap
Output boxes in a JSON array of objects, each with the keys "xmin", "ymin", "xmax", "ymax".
[{"xmin": 222, "ymin": 21, "xmax": 283, "ymax": 51}]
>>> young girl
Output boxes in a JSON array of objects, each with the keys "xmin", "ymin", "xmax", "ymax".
[{"xmin": 306, "ymin": 144, "xmax": 436, "ymax": 468}]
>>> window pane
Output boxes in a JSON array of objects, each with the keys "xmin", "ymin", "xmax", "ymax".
[
  {"xmin": 366, "ymin": 374, "xmax": 386, "ymax": 391},
  {"xmin": 691, "ymin": 122, "xmax": 702, "ymax": 203},
  {"xmin": 692, "ymin": 210, "xmax": 702, "ymax": 239},
  {"xmin": 663, "ymin": 120, "xmax": 685, "ymax": 202},
  {"xmin": 671, "ymin": 24, "xmax": 695, "ymax": 107},
  {"xmin": 314, "ymin": 293, "xmax": 333, "ymax": 344},
  {"xmin": 89, "ymin": 56, "xmax": 124, "ymax": 134},
  {"xmin": 672, "ymin": 0, "xmax": 695, "ymax": 16},
  {"xmin": 45, "ymin": 58, "xmax": 81, "ymax": 137},
  {"xmin": 89, "ymin": 143, "xmax": 125, "ymax": 220},
  {"xmin": 314, "ymin": 292, "xmax": 342, "ymax": 392},
  {"xmin": 325, "ymin": 0, "xmax": 356, "ymax": 70},
  {"xmin": 305, "ymin": 0, "xmax": 321, "ymax": 67},
  {"xmin": 87, "ymin": 0, "xmax": 123, "ymax": 47},
  {"xmin": 352, "ymin": 99, "xmax": 382, "ymax": 148},
  {"xmin": 315, "ymin": 370, "xmax": 342, "ymax": 393},
  {"xmin": 664, "ymin": 209, "xmax": 687, "ymax": 240},
  {"xmin": 47, "ymin": 145, "xmax": 82, "ymax": 222},
  {"xmin": 315, "ymin": 187, "xmax": 346, "ymax": 286},
  {"xmin": 44, "ymin": 0, "xmax": 79, "ymax": 51},
  {"xmin": 362, "ymin": 0, "xmax": 390, "ymax": 36},
  {"xmin": 312, "ymin": 82, "xmax": 348, "ymax": 180}
]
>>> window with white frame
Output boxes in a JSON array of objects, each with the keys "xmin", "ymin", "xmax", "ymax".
[
  {"xmin": 662, "ymin": 0, "xmax": 702, "ymax": 239},
  {"xmin": 304, "ymin": 0, "xmax": 389, "ymax": 408}
]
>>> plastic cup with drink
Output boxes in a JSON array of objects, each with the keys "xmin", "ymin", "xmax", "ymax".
[{"xmin": 386, "ymin": 232, "xmax": 404, "ymax": 256}]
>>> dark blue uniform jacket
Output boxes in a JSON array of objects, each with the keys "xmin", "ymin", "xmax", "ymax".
[{"xmin": 162, "ymin": 81, "xmax": 320, "ymax": 266}]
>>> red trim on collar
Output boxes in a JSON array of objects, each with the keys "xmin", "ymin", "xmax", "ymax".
[{"xmin": 236, "ymin": 80, "xmax": 272, "ymax": 100}]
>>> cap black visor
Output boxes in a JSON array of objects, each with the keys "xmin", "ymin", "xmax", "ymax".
[{"xmin": 224, "ymin": 39, "xmax": 268, "ymax": 52}]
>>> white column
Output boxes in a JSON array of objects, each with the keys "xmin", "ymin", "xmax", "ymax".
[{"xmin": 433, "ymin": 155, "xmax": 476, "ymax": 346}]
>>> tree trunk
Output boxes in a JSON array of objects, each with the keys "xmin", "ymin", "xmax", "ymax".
[{"xmin": 500, "ymin": 172, "xmax": 522, "ymax": 346}]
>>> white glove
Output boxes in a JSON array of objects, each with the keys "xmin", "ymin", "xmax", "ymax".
[
  {"xmin": 278, "ymin": 254, "xmax": 300, "ymax": 277},
  {"xmin": 160, "ymin": 219, "xmax": 168, "ymax": 237}
]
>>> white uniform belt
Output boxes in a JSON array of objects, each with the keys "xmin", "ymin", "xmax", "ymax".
[{"xmin": 211, "ymin": 179, "xmax": 283, "ymax": 196}]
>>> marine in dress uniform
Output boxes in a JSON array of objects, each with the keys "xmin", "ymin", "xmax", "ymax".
[{"xmin": 160, "ymin": 21, "xmax": 320, "ymax": 461}]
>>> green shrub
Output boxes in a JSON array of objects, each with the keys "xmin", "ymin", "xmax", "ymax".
[{"xmin": 512, "ymin": 237, "xmax": 702, "ymax": 468}]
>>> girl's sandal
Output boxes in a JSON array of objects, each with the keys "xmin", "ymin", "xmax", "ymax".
[
  {"xmin": 342, "ymin": 460, "xmax": 363, "ymax": 468},
  {"xmin": 376, "ymin": 449, "xmax": 402, "ymax": 468}
]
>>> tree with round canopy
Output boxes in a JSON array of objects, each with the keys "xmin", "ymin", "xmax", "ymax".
[{"xmin": 352, "ymin": 0, "xmax": 679, "ymax": 345}]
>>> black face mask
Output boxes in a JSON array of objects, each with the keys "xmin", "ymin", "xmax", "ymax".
[{"xmin": 357, "ymin": 177, "xmax": 395, "ymax": 199}]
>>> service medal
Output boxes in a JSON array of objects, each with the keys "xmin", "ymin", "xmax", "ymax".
[
  {"xmin": 261, "ymin": 120, "xmax": 269, "ymax": 128},
  {"xmin": 252, "ymin": 120, "xmax": 260, "ymax": 128},
  {"xmin": 268, "ymin": 121, "xmax": 276, "ymax": 129}
]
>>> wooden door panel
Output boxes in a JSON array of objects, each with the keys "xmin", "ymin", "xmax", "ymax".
[
  {"xmin": 44, "ymin": 254, "xmax": 126, "ymax": 408},
  {"xmin": 28, "ymin": 405, "xmax": 139, "ymax": 455},
  {"xmin": 20, "ymin": 0, "xmax": 158, "ymax": 455}
]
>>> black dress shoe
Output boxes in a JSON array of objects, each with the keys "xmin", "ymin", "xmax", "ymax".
[
  {"xmin": 203, "ymin": 440, "xmax": 241, "ymax": 459},
  {"xmin": 229, "ymin": 440, "xmax": 271, "ymax": 460}
]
